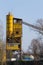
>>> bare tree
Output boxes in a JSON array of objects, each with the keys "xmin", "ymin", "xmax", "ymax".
[
  {"xmin": 31, "ymin": 39, "xmax": 40, "ymax": 54},
  {"xmin": 0, "ymin": 20, "xmax": 4, "ymax": 65},
  {"xmin": 27, "ymin": 39, "xmax": 41, "ymax": 60},
  {"xmin": 36, "ymin": 19, "xmax": 43, "ymax": 28},
  {"xmin": 39, "ymin": 43, "xmax": 43, "ymax": 55},
  {"xmin": 27, "ymin": 38, "xmax": 43, "ymax": 60},
  {"xmin": 36, "ymin": 19, "xmax": 43, "ymax": 35},
  {"xmin": 34, "ymin": 19, "xmax": 43, "ymax": 55}
]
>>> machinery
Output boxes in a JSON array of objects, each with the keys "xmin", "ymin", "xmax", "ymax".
[
  {"xmin": 6, "ymin": 12, "xmax": 43, "ymax": 61},
  {"xmin": 6, "ymin": 13, "xmax": 22, "ymax": 60}
]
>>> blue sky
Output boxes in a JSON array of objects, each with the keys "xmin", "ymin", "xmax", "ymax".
[{"xmin": 0, "ymin": 0, "xmax": 43, "ymax": 52}]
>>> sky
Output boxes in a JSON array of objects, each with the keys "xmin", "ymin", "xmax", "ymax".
[{"xmin": 0, "ymin": 0, "xmax": 43, "ymax": 52}]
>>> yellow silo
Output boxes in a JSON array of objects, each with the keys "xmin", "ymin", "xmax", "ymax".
[{"xmin": 6, "ymin": 12, "xmax": 13, "ymax": 37}]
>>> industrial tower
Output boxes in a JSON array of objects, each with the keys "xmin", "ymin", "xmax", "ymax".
[
  {"xmin": 6, "ymin": 12, "xmax": 43, "ymax": 61},
  {"xmin": 6, "ymin": 13, "xmax": 22, "ymax": 60}
]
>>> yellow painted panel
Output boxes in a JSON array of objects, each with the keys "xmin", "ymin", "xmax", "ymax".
[
  {"xmin": 13, "ymin": 34, "xmax": 22, "ymax": 37},
  {"xmin": 7, "ymin": 24, "xmax": 13, "ymax": 27},
  {"xmin": 6, "ymin": 45, "xmax": 20, "ymax": 50},
  {"xmin": 13, "ymin": 24, "xmax": 22, "ymax": 28},
  {"xmin": 13, "ymin": 23, "xmax": 22, "ymax": 37}
]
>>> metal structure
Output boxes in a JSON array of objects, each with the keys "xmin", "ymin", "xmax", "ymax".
[
  {"xmin": 6, "ymin": 12, "xmax": 43, "ymax": 62},
  {"xmin": 6, "ymin": 13, "xmax": 22, "ymax": 60},
  {"xmin": 22, "ymin": 21, "xmax": 43, "ymax": 35}
]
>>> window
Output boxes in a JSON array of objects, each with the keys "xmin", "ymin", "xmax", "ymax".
[{"xmin": 16, "ymin": 31, "xmax": 19, "ymax": 34}]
